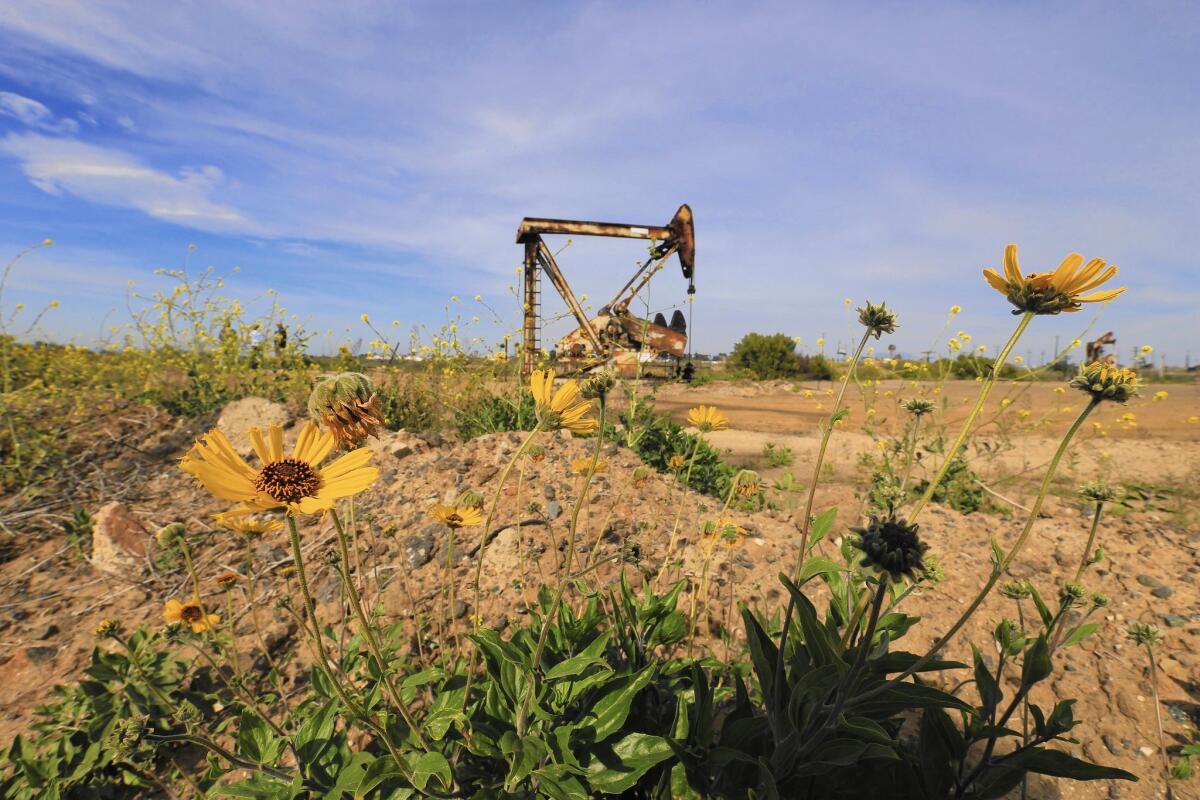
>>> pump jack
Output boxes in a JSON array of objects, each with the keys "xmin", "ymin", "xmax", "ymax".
[
  {"xmin": 516, "ymin": 204, "xmax": 695, "ymax": 376},
  {"xmin": 1086, "ymin": 331, "xmax": 1117, "ymax": 365}
]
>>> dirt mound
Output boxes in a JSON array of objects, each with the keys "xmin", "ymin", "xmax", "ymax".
[{"xmin": 0, "ymin": 402, "xmax": 1196, "ymax": 798}]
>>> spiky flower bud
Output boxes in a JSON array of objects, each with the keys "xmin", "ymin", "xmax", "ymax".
[
  {"xmin": 633, "ymin": 465, "xmax": 651, "ymax": 486},
  {"xmin": 457, "ymin": 489, "xmax": 485, "ymax": 509},
  {"xmin": 1069, "ymin": 362, "xmax": 1141, "ymax": 404},
  {"xmin": 215, "ymin": 572, "xmax": 240, "ymax": 589},
  {"xmin": 108, "ymin": 714, "xmax": 150, "ymax": 759},
  {"xmin": 155, "ymin": 522, "xmax": 186, "ymax": 548},
  {"xmin": 1091, "ymin": 592, "xmax": 1110, "ymax": 608},
  {"xmin": 94, "ymin": 618, "xmax": 122, "ymax": 640},
  {"xmin": 920, "ymin": 553, "xmax": 945, "ymax": 584},
  {"xmin": 851, "ymin": 514, "xmax": 927, "ymax": 582},
  {"xmin": 1000, "ymin": 580, "xmax": 1032, "ymax": 600},
  {"xmin": 580, "ymin": 367, "xmax": 617, "ymax": 401},
  {"xmin": 903, "ymin": 397, "xmax": 935, "ymax": 417},
  {"xmin": 526, "ymin": 443, "xmax": 546, "ymax": 462},
  {"xmin": 1125, "ymin": 622, "xmax": 1163, "ymax": 647},
  {"xmin": 857, "ymin": 301, "xmax": 899, "ymax": 340},
  {"xmin": 1078, "ymin": 481, "xmax": 1118, "ymax": 504},
  {"xmin": 1060, "ymin": 582, "xmax": 1087, "ymax": 603},
  {"xmin": 307, "ymin": 372, "xmax": 385, "ymax": 448}
]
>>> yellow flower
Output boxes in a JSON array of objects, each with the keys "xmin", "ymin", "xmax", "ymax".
[
  {"xmin": 949, "ymin": 305, "xmax": 961, "ymax": 315},
  {"xmin": 816, "ymin": 338, "xmax": 825, "ymax": 348},
  {"xmin": 180, "ymin": 422, "xmax": 379, "ymax": 517},
  {"xmin": 214, "ymin": 513, "xmax": 285, "ymax": 536},
  {"xmin": 1139, "ymin": 345, "xmax": 1153, "ymax": 355},
  {"xmin": 1014, "ymin": 356, "xmax": 1023, "ymax": 364},
  {"xmin": 1188, "ymin": 416, "xmax": 1199, "ymax": 424},
  {"xmin": 687, "ymin": 405, "xmax": 728, "ymax": 432},
  {"xmin": 1153, "ymin": 390, "xmax": 1168, "ymax": 401},
  {"xmin": 1018, "ymin": 409, "xmax": 1031, "ymax": 418},
  {"xmin": 42, "ymin": 238, "xmax": 54, "ymax": 246},
  {"xmin": 570, "ymin": 458, "xmax": 608, "ymax": 476},
  {"xmin": 802, "ymin": 389, "xmax": 814, "ymax": 398},
  {"xmin": 360, "ymin": 313, "xmax": 370, "ymax": 323},
  {"xmin": 163, "ymin": 597, "xmax": 220, "ymax": 633},
  {"xmin": 1070, "ymin": 339, "xmax": 1082, "ymax": 349},
  {"xmin": 948, "ymin": 338, "xmax": 961, "ymax": 351},
  {"xmin": 983, "ymin": 244, "xmax": 1125, "ymax": 314},
  {"xmin": 429, "ymin": 504, "xmax": 483, "ymax": 529},
  {"xmin": 977, "ymin": 345, "xmax": 987, "ymax": 353},
  {"xmin": 667, "ymin": 454, "xmax": 687, "ymax": 471},
  {"xmin": 706, "ymin": 517, "xmax": 746, "ymax": 548},
  {"xmin": 843, "ymin": 298, "xmax": 852, "ymax": 306},
  {"xmin": 530, "ymin": 369, "xmax": 598, "ymax": 434},
  {"xmin": 1054, "ymin": 386, "xmax": 1065, "ymax": 394}
]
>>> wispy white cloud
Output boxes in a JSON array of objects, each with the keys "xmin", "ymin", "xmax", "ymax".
[
  {"xmin": 0, "ymin": 91, "xmax": 78, "ymax": 133},
  {"xmin": 0, "ymin": 134, "xmax": 255, "ymax": 231}
]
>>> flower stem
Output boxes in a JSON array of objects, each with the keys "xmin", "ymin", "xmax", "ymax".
[
  {"xmin": 853, "ymin": 397, "xmax": 1099, "ymax": 703},
  {"xmin": 330, "ymin": 509, "xmax": 430, "ymax": 750},
  {"xmin": 656, "ymin": 437, "xmax": 703, "ymax": 588},
  {"xmin": 1073, "ymin": 501, "xmax": 1105, "ymax": 583},
  {"xmin": 910, "ymin": 311, "xmax": 1034, "ymax": 521},
  {"xmin": 795, "ymin": 329, "xmax": 872, "ymax": 573},
  {"xmin": 898, "ymin": 413, "xmax": 923, "ymax": 496},
  {"xmin": 516, "ymin": 398, "xmax": 606, "ymax": 737},
  {"xmin": 1146, "ymin": 644, "xmax": 1173, "ymax": 792}
]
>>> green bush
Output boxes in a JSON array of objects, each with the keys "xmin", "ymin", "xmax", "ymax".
[{"xmin": 729, "ymin": 333, "xmax": 801, "ymax": 380}]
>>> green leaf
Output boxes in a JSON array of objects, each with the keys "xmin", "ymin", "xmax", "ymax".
[
  {"xmin": 1003, "ymin": 747, "xmax": 1138, "ymax": 782},
  {"xmin": 808, "ymin": 507, "xmax": 838, "ymax": 551},
  {"xmin": 869, "ymin": 651, "xmax": 966, "ymax": 674},
  {"xmin": 1020, "ymin": 634, "xmax": 1052, "ymax": 688},
  {"xmin": 409, "ymin": 751, "xmax": 452, "ymax": 793},
  {"xmin": 1060, "ymin": 622, "xmax": 1100, "ymax": 648},
  {"xmin": 355, "ymin": 756, "xmax": 406, "ymax": 799},
  {"xmin": 972, "ymin": 645, "xmax": 1002, "ymax": 714},
  {"xmin": 797, "ymin": 556, "xmax": 842, "ymax": 585},
  {"xmin": 586, "ymin": 666, "xmax": 656, "ymax": 740},
  {"xmin": 1027, "ymin": 584, "xmax": 1053, "ymax": 627},
  {"xmin": 584, "ymin": 733, "xmax": 674, "ymax": 794},
  {"xmin": 293, "ymin": 701, "xmax": 337, "ymax": 763},
  {"xmin": 837, "ymin": 715, "xmax": 893, "ymax": 745}
]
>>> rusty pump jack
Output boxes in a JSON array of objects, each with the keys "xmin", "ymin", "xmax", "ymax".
[{"xmin": 516, "ymin": 204, "xmax": 695, "ymax": 376}]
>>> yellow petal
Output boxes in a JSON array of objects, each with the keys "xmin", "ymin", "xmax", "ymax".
[
  {"xmin": 319, "ymin": 448, "xmax": 373, "ymax": 481},
  {"xmin": 1003, "ymin": 244, "xmax": 1023, "ymax": 286},
  {"xmin": 550, "ymin": 380, "xmax": 581, "ymax": 413},
  {"xmin": 1070, "ymin": 265, "xmax": 1117, "ymax": 295},
  {"xmin": 1048, "ymin": 253, "xmax": 1083, "ymax": 291},
  {"xmin": 248, "ymin": 428, "xmax": 271, "ymax": 465},
  {"xmin": 983, "ymin": 269, "xmax": 1009, "ymax": 294},
  {"xmin": 1076, "ymin": 287, "xmax": 1126, "ymax": 303},
  {"xmin": 1061, "ymin": 257, "xmax": 1106, "ymax": 293},
  {"xmin": 296, "ymin": 496, "xmax": 336, "ymax": 515},
  {"xmin": 163, "ymin": 599, "xmax": 183, "ymax": 622},
  {"xmin": 318, "ymin": 467, "xmax": 380, "ymax": 500},
  {"xmin": 268, "ymin": 425, "xmax": 284, "ymax": 462},
  {"xmin": 291, "ymin": 422, "xmax": 315, "ymax": 463}
]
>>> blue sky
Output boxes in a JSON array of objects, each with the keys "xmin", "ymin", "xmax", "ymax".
[{"xmin": 1, "ymin": 2, "xmax": 1197, "ymax": 363}]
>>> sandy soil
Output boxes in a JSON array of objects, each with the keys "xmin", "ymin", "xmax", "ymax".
[{"xmin": 0, "ymin": 380, "xmax": 1197, "ymax": 798}]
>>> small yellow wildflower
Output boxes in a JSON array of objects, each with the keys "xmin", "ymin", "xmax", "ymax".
[
  {"xmin": 429, "ymin": 504, "xmax": 484, "ymax": 529},
  {"xmin": 570, "ymin": 458, "xmax": 608, "ymax": 476},
  {"xmin": 530, "ymin": 370, "xmax": 598, "ymax": 434},
  {"xmin": 163, "ymin": 597, "xmax": 220, "ymax": 633},
  {"xmin": 1153, "ymin": 390, "xmax": 1168, "ymax": 401},
  {"xmin": 949, "ymin": 305, "xmax": 961, "ymax": 315},
  {"xmin": 982, "ymin": 244, "xmax": 1125, "ymax": 314},
  {"xmin": 687, "ymin": 406, "xmax": 729, "ymax": 432}
]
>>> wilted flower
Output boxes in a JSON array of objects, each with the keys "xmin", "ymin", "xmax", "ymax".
[
  {"xmin": 457, "ymin": 489, "xmax": 485, "ymax": 509},
  {"xmin": 215, "ymin": 572, "xmax": 240, "ymax": 589},
  {"xmin": 667, "ymin": 454, "xmax": 687, "ymax": 471},
  {"xmin": 1126, "ymin": 622, "xmax": 1163, "ymax": 647},
  {"xmin": 181, "ymin": 423, "xmax": 379, "ymax": 517},
  {"xmin": 307, "ymin": 372, "xmax": 384, "ymax": 449},
  {"xmin": 163, "ymin": 597, "xmax": 220, "ymax": 633},
  {"xmin": 108, "ymin": 714, "xmax": 150, "ymax": 759},
  {"xmin": 632, "ymin": 465, "xmax": 651, "ymax": 487},
  {"xmin": 705, "ymin": 517, "xmax": 746, "ymax": 548},
  {"xmin": 851, "ymin": 514, "xmax": 927, "ymax": 582},
  {"xmin": 983, "ymin": 244, "xmax": 1125, "ymax": 315},
  {"xmin": 429, "ymin": 504, "xmax": 484, "ymax": 529},
  {"xmin": 531, "ymin": 369, "xmax": 598, "ymax": 434},
  {"xmin": 920, "ymin": 553, "xmax": 945, "ymax": 584},
  {"xmin": 687, "ymin": 405, "xmax": 728, "ymax": 432},
  {"xmin": 1069, "ymin": 362, "xmax": 1141, "ymax": 403},
  {"xmin": 526, "ymin": 443, "xmax": 546, "ymax": 462},
  {"xmin": 857, "ymin": 301, "xmax": 898, "ymax": 339},
  {"xmin": 903, "ymin": 398, "xmax": 935, "ymax": 417}
]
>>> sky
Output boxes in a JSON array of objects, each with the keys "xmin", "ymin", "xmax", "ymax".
[{"xmin": 1, "ymin": 1, "xmax": 1198, "ymax": 365}]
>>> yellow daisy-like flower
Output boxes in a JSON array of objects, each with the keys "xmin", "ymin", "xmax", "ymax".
[
  {"xmin": 570, "ymin": 458, "xmax": 608, "ymax": 476},
  {"xmin": 706, "ymin": 517, "xmax": 747, "ymax": 548},
  {"xmin": 214, "ymin": 513, "xmax": 285, "ymax": 536},
  {"xmin": 687, "ymin": 405, "xmax": 728, "ymax": 432},
  {"xmin": 180, "ymin": 422, "xmax": 379, "ymax": 517},
  {"xmin": 983, "ymin": 244, "xmax": 1125, "ymax": 315},
  {"xmin": 949, "ymin": 305, "xmax": 962, "ymax": 315},
  {"xmin": 164, "ymin": 597, "xmax": 220, "ymax": 633},
  {"xmin": 948, "ymin": 338, "xmax": 962, "ymax": 351},
  {"xmin": 530, "ymin": 369, "xmax": 598, "ymax": 434},
  {"xmin": 1153, "ymin": 390, "xmax": 1168, "ymax": 401},
  {"xmin": 429, "ymin": 504, "xmax": 484, "ymax": 529},
  {"xmin": 667, "ymin": 454, "xmax": 687, "ymax": 471}
]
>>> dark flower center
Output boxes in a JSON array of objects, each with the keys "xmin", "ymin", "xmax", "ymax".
[
  {"xmin": 180, "ymin": 604, "xmax": 204, "ymax": 623},
  {"xmin": 256, "ymin": 458, "xmax": 322, "ymax": 504},
  {"xmin": 445, "ymin": 514, "xmax": 463, "ymax": 527}
]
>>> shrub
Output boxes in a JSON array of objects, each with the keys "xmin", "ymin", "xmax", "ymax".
[{"xmin": 729, "ymin": 332, "xmax": 800, "ymax": 379}]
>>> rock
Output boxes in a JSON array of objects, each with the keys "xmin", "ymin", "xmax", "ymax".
[
  {"xmin": 1053, "ymin": 548, "xmax": 1072, "ymax": 568},
  {"xmin": 453, "ymin": 601, "xmax": 469, "ymax": 619},
  {"xmin": 368, "ymin": 430, "xmax": 426, "ymax": 462},
  {"xmin": 402, "ymin": 531, "xmax": 436, "ymax": 569},
  {"xmin": 1150, "ymin": 585, "xmax": 1174, "ymax": 599},
  {"xmin": 216, "ymin": 398, "xmax": 292, "ymax": 457},
  {"xmin": 544, "ymin": 485, "xmax": 557, "ymax": 501},
  {"xmin": 1135, "ymin": 574, "xmax": 1162, "ymax": 589},
  {"xmin": 546, "ymin": 501, "xmax": 562, "ymax": 520},
  {"xmin": 1161, "ymin": 613, "xmax": 1187, "ymax": 628},
  {"xmin": 91, "ymin": 501, "xmax": 150, "ymax": 575},
  {"xmin": 36, "ymin": 624, "xmax": 59, "ymax": 640},
  {"xmin": 24, "ymin": 646, "xmax": 56, "ymax": 662}
]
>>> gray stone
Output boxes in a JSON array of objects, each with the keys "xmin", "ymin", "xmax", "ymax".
[
  {"xmin": 546, "ymin": 501, "xmax": 562, "ymax": 520},
  {"xmin": 1135, "ymin": 574, "xmax": 1163, "ymax": 589},
  {"xmin": 1150, "ymin": 585, "xmax": 1174, "ymax": 599},
  {"xmin": 544, "ymin": 484, "xmax": 557, "ymax": 501},
  {"xmin": 1161, "ymin": 613, "xmax": 1187, "ymax": 628},
  {"xmin": 25, "ymin": 646, "xmax": 57, "ymax": 662},
  {"xmin": 402, "ymin": 531, "xmax": 436, "ymax": 569}
]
